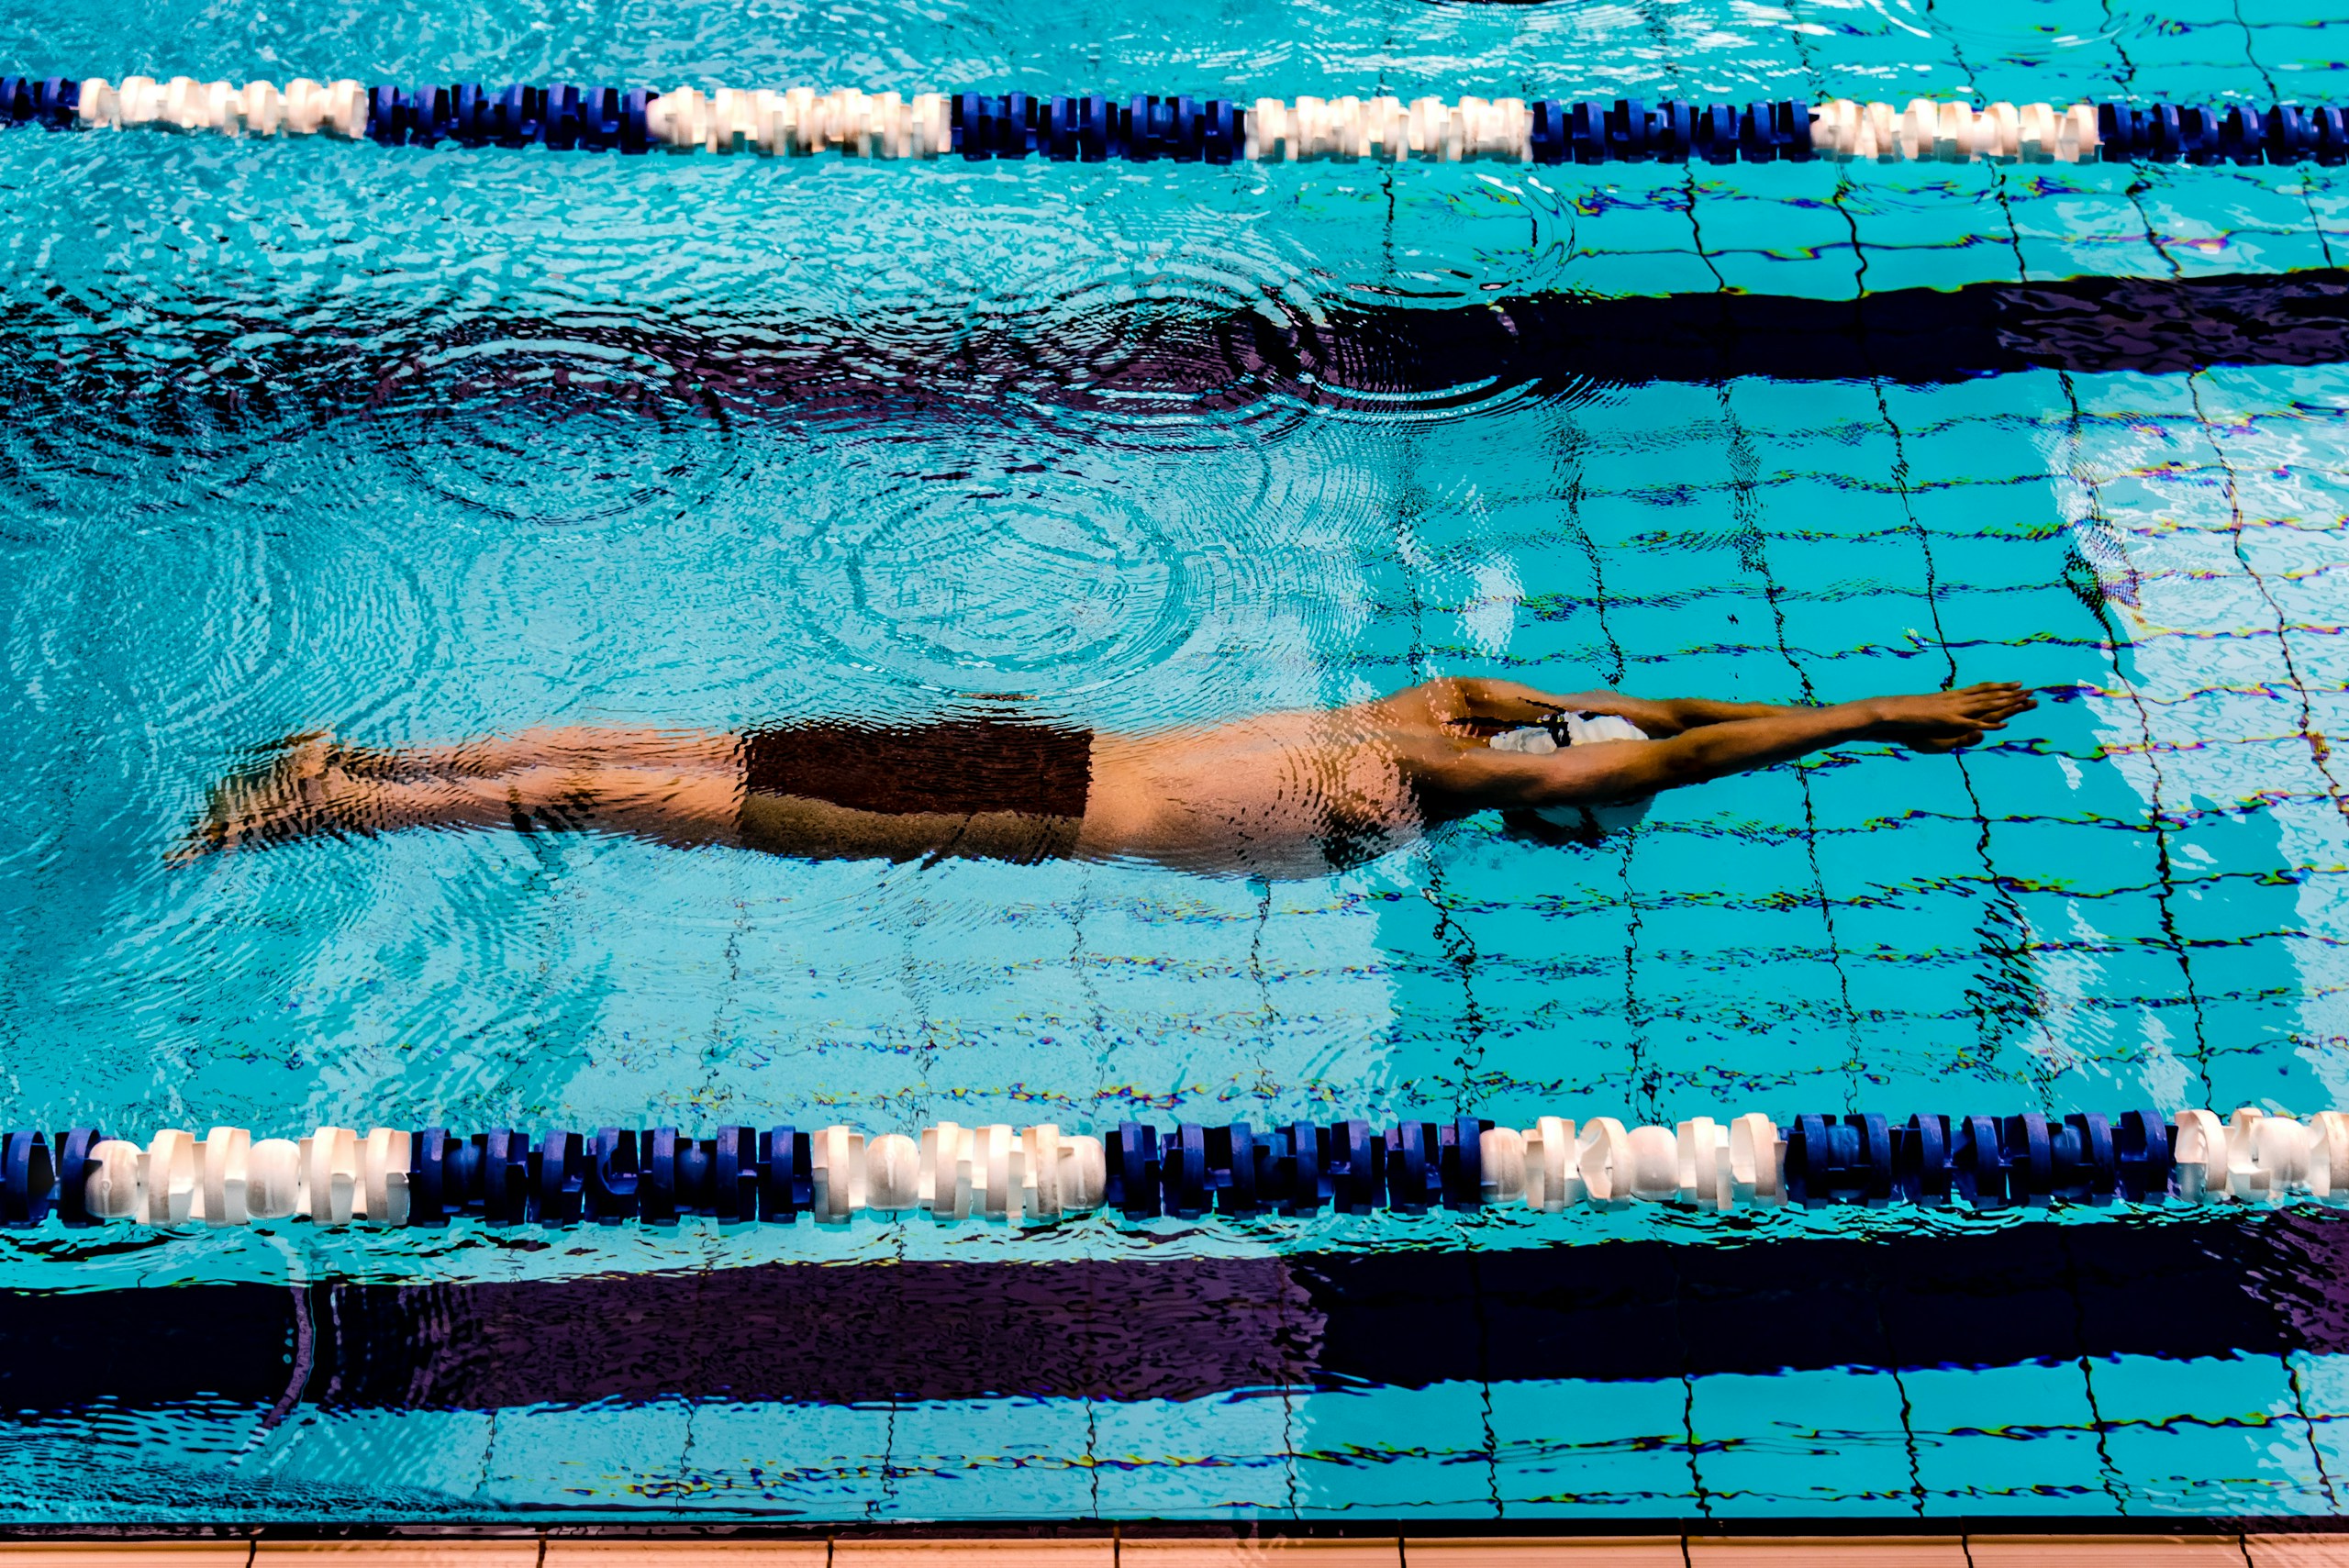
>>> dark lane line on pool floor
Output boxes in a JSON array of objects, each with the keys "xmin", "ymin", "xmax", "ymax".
[
  {"xmin": 1, "ymin": 1208, "xmax": 2342, "ymax": 1410},
  {"xmin": 10, "ymin": 269, "xmax": 2349, "ymax": 428}
]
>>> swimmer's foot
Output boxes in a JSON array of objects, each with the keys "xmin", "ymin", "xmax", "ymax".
[{"xmin": 173, "ymin": 733, "xmax": 374, "ymax": 861}]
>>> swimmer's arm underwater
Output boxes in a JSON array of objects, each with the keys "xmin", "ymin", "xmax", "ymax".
[
  {"xmin": 1420, "ymin": 683, "xmax": 2037, "ymax": 811},
  {"xmin": 1409, "ymin": 677, "xmax": 1829, "ymax": 740}
]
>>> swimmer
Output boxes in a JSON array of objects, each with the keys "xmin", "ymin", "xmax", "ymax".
[{"xmin": 182, "ymin": 679, "xmax": 2035, "ymax": 879}]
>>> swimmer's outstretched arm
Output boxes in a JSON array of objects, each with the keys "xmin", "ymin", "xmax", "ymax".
[
  {"xmin": 1408, "ymin": 678, "xmax": 1827, "ymax": 740},
  {"xmin": 1431, "ymin": 684, "xmax": 2037, "ymax": 809}
]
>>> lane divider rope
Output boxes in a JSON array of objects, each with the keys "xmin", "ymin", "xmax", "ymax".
[
  {"xmin": 5, "ymin": 73, "xmax": 2342, "ymax": 165},
  {"xmin": 0, "ymin": 1106, "xmax": 2336, "ymax": 1229}
]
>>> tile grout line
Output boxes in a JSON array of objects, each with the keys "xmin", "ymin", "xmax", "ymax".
[
  {"xmin": 1946, "ymin": 134, "xmax": 2075, "ymax": 1112},
  {"xmin": 2051, "ymin": 371, "xmax": 2220, "ymax": 1106},
  {"xmin": 1772, "ymin": 0, "xmax": 1870, "ymax": 1122}
]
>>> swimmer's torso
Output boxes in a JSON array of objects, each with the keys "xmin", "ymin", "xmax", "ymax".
[{"xmin": 1075, "ymin": 702, "xmax": 1475, "ymax": 877}]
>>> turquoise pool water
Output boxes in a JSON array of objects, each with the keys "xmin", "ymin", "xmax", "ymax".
[{"xmin": 2, "ymin": 0, "xmax": 2349, "ymax": 1526}]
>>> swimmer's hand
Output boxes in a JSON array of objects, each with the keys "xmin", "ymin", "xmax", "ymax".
[{"xmin": 1866, "ymin": 683, "xmax": 2037, "ymax": 753}]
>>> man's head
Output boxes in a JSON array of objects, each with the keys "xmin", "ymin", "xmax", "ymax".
[{"xmin": 1490, "ymin": 712, "xmax": 1655, "ymax": 836}]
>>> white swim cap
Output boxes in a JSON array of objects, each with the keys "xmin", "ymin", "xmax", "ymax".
[{"xmin": 1489, "ymin": 713, "xmax": 1653, "ymax": 835}]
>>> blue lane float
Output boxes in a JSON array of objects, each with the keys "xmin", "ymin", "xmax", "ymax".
[
  {"xmin": 0, "ymin": 1106, "xmax": 2334, "ymax": 1230},
  {"xmin": 4, "ymin": 72, "xmax": 2346, "ymax": 166}
]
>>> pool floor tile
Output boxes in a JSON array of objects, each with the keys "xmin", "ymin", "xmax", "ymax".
[
  {"xmin": 0, "ymin": 1553, "xmax": 254, "ymax": 1567},
  {"xmin": 1120, "ymin": 1541, "xmax": 1398, "ymax": 1568},
  {"xmin": 1909, "ymin": 1429, "xmax": 2121, "ymax": 1516},
  {"xmin": 1687, "ymin": 1368, "xmax": 1921, "ymax": 1513},
  {"xmin": 834, "ymin": 1544, "xmax": 1109, "ymax": 1568},
  {"xmin": 1289, "ymin": 1395, "xmax": 1505, "ymax": 1516},
  {"xmin": 1407, "ymin": 1543, "xmax": 1683, "ymax": 1566},
  {"xmin": 1686, "ymin": 1541, "xmax": 1967, "ymax": 1566},
  {"xmin": 2247, "ymin": 1537, "xmax": 2349, "ymax": 1565},
  {"xmin": 876, "ymin": 1399, "xmax": 1104, "ymax": 1521},
  {"xmin": 1966, "ymin": 1537, "xmax": 2250, "ymax": 1565},
  {"xmin": 253, "ymin": 1409, "xmax": 498, "ymax": 1511},
  {"xmin": 1085, "ymin": 1396, "xmax": 1297, "ymax": 1518},
  {"xmin": 548, "ymin": 1547, "xmax": 828, "ymax": 1567},
  {"xmin": 254, "ymin": 1548, "xmax": 540, "ymax": 1567},
  {"xmin": 1490, "ymin": 1448, "xmax": 1708, "ymax": 1514}
]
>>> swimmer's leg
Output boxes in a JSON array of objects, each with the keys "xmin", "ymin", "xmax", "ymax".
[
  {"xmin": 185, "ymin": 732, "xmax": 342, "ymax": 854},
  {"xmin": 333, "ymin": 727, "xmax": 741, "ymax": 778},
  {"xmin": 178, "ymin": 728, "xmax": 747, "ymax": 858}
]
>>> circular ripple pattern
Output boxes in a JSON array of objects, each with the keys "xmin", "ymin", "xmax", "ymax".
[
  {"xmin": 361, "ymin": 338, "xmax": 746, "ymax": 531},
  {"xmin": 794, "ymin": 456, "xmax": 1195, "ymax": 700}
]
